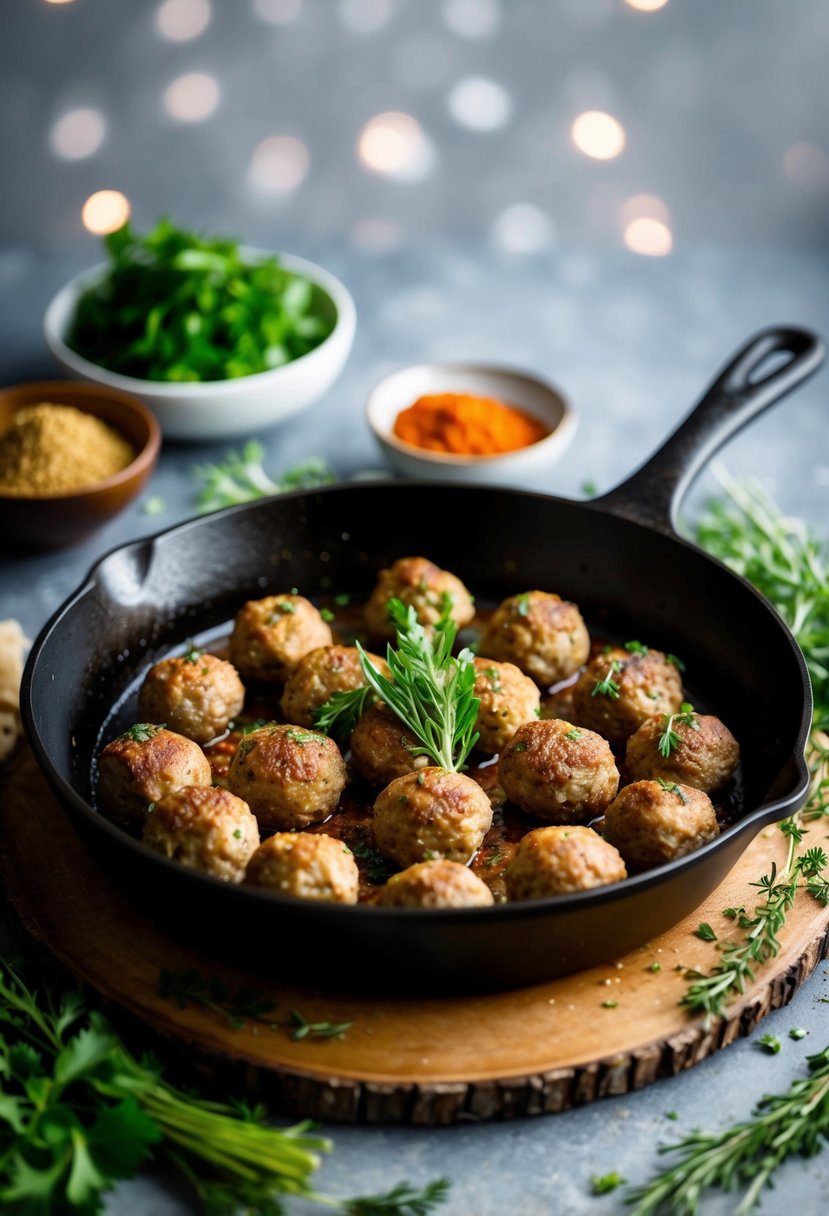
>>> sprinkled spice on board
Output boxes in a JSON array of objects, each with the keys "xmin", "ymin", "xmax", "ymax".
[
  {"xmin": 393, "ymin": 391, "xmax": 549, "ymax": 456},
  {"xmin": 0, "ymin": 404, "xmax": 135, "ymax": 496}
]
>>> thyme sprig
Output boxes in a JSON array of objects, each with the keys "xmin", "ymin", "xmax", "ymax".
[
  {"xmin": 627, "ymin": 1046, "xmax": 829, "ymax": 1216},
  {"xmin": 158, "ymin": 967, "xmax": 276, "ymax": 1030}
]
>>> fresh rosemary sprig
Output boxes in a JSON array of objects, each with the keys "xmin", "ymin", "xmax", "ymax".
[
  {"xmin": 158, "ymin": 967, "xmax": 276, "ymax": 1030},
  {"xmin": 340, "ymin": 598, "xmax": 479, "ymax": 771},
  {"xmin": 657, "ymin": 703, "xmax": 698, "ymax": 758},
  {"xmin": 194, "ymin": 442, "xmax": 335, "ymax": 513},
  {"xmin": 627, "ymin": 1045, "xmax": 829, "ymax": 1216},
  {"xmin": 313, "ymin": 684, "xmax": 375, "ymax": 745}
]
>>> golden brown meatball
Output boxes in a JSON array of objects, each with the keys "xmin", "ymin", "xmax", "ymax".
[
  {"xmin": 97, "ymin": 724, "xmax": 212, "ymax": 832},
  {"xmin": 349, "ymin": 702, "xmax": 428, "ymax": 787},
  {"xmin": 138, "ymin": 651, "xmax": 245, "ymax": 744},
  {"xmin": 499, "ymin": 719, "xmax": 619, "ymax": 823},
  {"xmin": 227, "ymin": 723, "xmax": 347, "ymax": 831},
  {"xmin": 364, "ymin": 556, "xmax": 475, "ymax": 641},
  {"xmin": 378, "ymin": 860, "xmax": 494, "ymax": 908},
  {"xmin": 142, "ymin": 786, "xmax": 259, "ymax": 882},
  {"xmin": 373, "ymin": 767, "xmax": 493, "ymax": 868},
  {"xmin": 472, "ymin": 657, "xmax": 541, "ymax": 755},
  {"xmin": 245, "ymin": 832, "xmax": 359, "ymax": 904},
  {"xmin": 625, "ymin": 712, "xmax": 740, "ymax": 793},
  {"xmin": 603, "ymin": 779, "xmax": 719, "ymax": 871},
  {"xmin": 478, "ymin": 591, "xmax": 590, "ymax": 687},
  {"xmin": 280, "ymin": 645, "xmax": 388, "ymax": 730},
  {"xmin": 229, "ymin": 595, "xmax": 332, "ymax": 684},
  {"xmin": 571, "ymin": 647, "xmax": 683, "ymax": 747},
  {"xmin": 505, "ymin": 825, "xmax": 627, "ymax": 900}
]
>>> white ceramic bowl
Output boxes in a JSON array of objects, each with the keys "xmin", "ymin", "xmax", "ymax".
[
  {"xmin": 367, "ymin": 363, "xmax": 576, "ymax": 485},
  {"xmin": 44, "ymin": 251, "xmax": 356, "ymax": 442}
]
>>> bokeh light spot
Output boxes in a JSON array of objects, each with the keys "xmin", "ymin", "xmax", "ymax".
[
  {"xmin": 624, "ymin": 216, "xmax": 672, "ymax": 256},
  {"xmin": 82, "ymin": 190, "xmax": 131, "ymax": 235},
  {"xmin": 783, "ymin": 142, "xmax": 829, "ymax": 195},
  {"xmin": 625, "ymin": 0, "xmax": 668, "ymax": 10},
  {"xmin": 442, "ymin": 0, "xmax": 500, "ymax": 39},
  {"xmin": 357, "ymin": 112, "xmax": 435, "ymax": 181},
  {"xmin": 339, "ymin": 0, "xmax": 392, "ymax": 33},
  {"xmin": 252, "ymin": 0, "xmax": 303, "ymax": 23},
  {"xmin": 164, "ymin": 72, "xmax": 220, "ymax": 122},
  {"xmin": 50, "ymin": 107, "xmax": 106, "ymax": 160},
  {"xmin": 621, "ymin": 193, "xmax": 670, "ymax": 226},
  {"xmin": 249, "ymin": 136, "xmax": 310, "ymax": 195},
  {"xmin": 447, "ymin": 77, "xmax": 511, "ymax": 131},
  {"xmin": 571, "ymin": 110, "xmax": 625, "ymax": 159},
  {"xmin": 155, "ymin": 0, "xmax": 211, "ymax": 41},
  {"xmin": 491, "ymin": 204, "xmax": 554, "ymax": 253}
]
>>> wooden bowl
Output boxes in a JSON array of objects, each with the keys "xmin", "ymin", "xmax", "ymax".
[{"xmin": 0, "ymin": 381, "xmax": 161, "ymax": 550}]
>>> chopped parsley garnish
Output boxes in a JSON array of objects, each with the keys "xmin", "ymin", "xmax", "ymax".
[
  {"xmin": 565, "ymin": 728, "xmax": 583, "ymax": 741},
  {"xmin": 592, "ymin": 660, "xmax": 622, "ymax": 699},
  {"xmin": 284, "ymin": 728, "xmax": 319, "ymax": 745},
  {"xmin": 271, "ymin": 599, "xmax": 296, "ymax": 618},
  {"xmin": 790, "ymin": 1027, "xmax": 809, "ymax": 1040},
  {"xmin": 483, "ymin": 666, "xmax": 502, "ymax": 693},
  {"xmin": 757, "ymin": 1033, "xmax": 782, "ymax": 1055},
  {"xmin": 334, "ymin": 592, "xmax": 350, "ymax": 607},
  {"xmin": 289, "ymin": 1010, "xmax": 353, "ymax": 1041},
  {"xmin": 592, "ymin": 1171, "xmax": 626, "ymax": 1195},
  {"xmin": 515, "ymin": 593, "xmax": 531, "ymax": 617},
  {"xmin": 601, "ymin": 1000, "xmax": 619, "ymax": 1009},
  {"xmin": 320, "ymin": 607, "xmax": 335, "ymax": 623},
  {"xmin": 624, "ymin": 640, "xmax": 649, "ymax": 656},
  {"xmin": 658, "ymin": 703, "xmax": 699, "ymax": 757},
  {"xmin": 120, "ymin": 723, "xmax": 165, "ymax": 743},
  {"xmin": 656, "ymin": 776, "xmax": 689, "ymax": 804},
  {"xmin": 666, "ymin": 652, "xmax": 686, "ymax": 671},
  {"xmin": 695, "ymin": 922, "xmax": 717, "ymax": 942}
]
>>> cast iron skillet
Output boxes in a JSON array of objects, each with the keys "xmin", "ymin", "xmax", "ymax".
[{"xmin": 21, "ymin": 326, "xmax": 824, "ymax": 990}]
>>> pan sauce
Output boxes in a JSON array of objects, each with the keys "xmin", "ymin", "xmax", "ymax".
[{"xmin": 96, "ymin": 598, "xmax": 744, "ymax": 904}]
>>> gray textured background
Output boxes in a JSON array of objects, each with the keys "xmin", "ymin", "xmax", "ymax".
[{"xmin": 1, "ymin": 1, "xmax": 829, "ymax": 1213}]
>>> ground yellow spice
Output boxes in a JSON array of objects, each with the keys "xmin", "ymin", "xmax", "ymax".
[{"xmin": 0, "ymin": 404, "xmax": 135, "ymax": 497}]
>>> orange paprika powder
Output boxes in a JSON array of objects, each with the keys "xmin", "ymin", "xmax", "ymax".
[{"xmin": 393, "ymin": 392, "xmax": 549, "ymax": 456}]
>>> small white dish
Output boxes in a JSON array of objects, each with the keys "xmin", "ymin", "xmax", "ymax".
[
  {"xmin": 43, "ymin": 251, "xmax": 356, "ymax": 442},
  {"xmin": 366, "ymin": 362, "xmax": 576, "ymax": 485}
]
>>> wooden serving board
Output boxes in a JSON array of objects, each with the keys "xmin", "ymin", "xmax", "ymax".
[{"xmin": 2, "ymin": 744, "xmax": 828, "ymax": 1125}]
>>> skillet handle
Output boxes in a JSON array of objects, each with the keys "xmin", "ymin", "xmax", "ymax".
[{"xmin": 593, "ymin": 326, "xmax": 825, "ymax": 533}]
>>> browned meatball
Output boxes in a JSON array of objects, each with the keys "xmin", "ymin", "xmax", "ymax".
[
  {"xmin": 350, "ymin": 702, "xmax": 428, "ymax": 787},
  {"xmin": 473, "ymin": 657, "xmax": 541, "ymax": 755},
  {"xmin": 227, "ymin": 723, "xmax": 347, "ymax": 831},
  {"xmin": 378, "ymin": 860, "xmax": 494, "ymax": 908},
  {"xmin": 505, "ymin": 826, "xmax": 627, "ymax": 900},
  {"xmin": 499, "ymin": 719, "xmax": 619, "ymax": 823},
  {"xmin": 603, "ymin": 779, "xmax": 719, "ymax": 870},
  {"xmin": 364, "ymin": 556, "xmax": 475, "ymax": 641},
  {"xmin": 97, "ymin": 724, "xmax": 212, "ymax": 832},
  {"xmin": 230, "ymin": 595, "xmax": 332, "ymax": 684},
  {"xmin": 280, "ymin": 645, "xmax": 388, "ymax": 730},
  {"xmin": 245, "ymin": 832, "xmax": 359, "ymax": 904},
  {"xmin": 478, "ymin": 591, "xmax": 590, "ymax": 687},
  {"xmin": 138, "ymin": 651, "xmax": 245, "ymax": 744},
  {"xmin": 625, "ymin": 712, "xmax": 740, "ymax": 793},
  {"xmin": 373, "ymin": 767, "xmax": 493, "ymax": 867},
  {"xmin": 571, "ymin": 647, "xmax": 683, "ymax": 747},
  {"xmin": 142, "ymin": 786, "xmax": 259, "ymax": 882}
]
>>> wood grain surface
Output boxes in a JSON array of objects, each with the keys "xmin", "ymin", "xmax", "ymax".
[{"xmin": 2, "ymin": 744, "xmax": 827, "ymax": 1124}]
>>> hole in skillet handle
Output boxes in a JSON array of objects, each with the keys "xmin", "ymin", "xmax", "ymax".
[{"xmin": 591, "ymin": 325, "xmax": 825, "ymax": 536}]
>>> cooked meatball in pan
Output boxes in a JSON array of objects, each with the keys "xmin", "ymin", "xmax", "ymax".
[
  {"xmin": 138, "ymin": 651, "xmax": 245, "ymax": 744},
  {"xmin": 499, "ymin": 719, "xmax": 619, "ymax": 823},
  {"xmin": 625, "ymin": 711, "xmax": 740, "ymax": 793},
  {"xmin": 571, "ymin": 646, "xmax": 683, "ymax": 747},
  {"xmin": 230, "ymin": 594, "xmax": 333, "ymax": 684},
  {"xmin": 364, "ymin": 556, "xmax": 475, "ymax": 641},
  {"xmin": 505, "ymin": 826, "xmax": 627, "ymax": 900},
  {"xmin": 479, "ymin": 591, "xmax": 590, "ymax": 687},
  {"xmin": 350, "ymin": 702, "xmax": 428, "ymax": 788},
  {"xmin": 142, "ymin": 785, "xmax": 259, "ymax": 882},
  {"xmin": 378, "ymin": 859, "xmax": 494, "ymax": 909},
  {"xmin": 245, "ymin": 832, "xmax": 359, "ymax": 904},
  {"xmin": 603, "ymin": 778, "xmax": 720, "ymax": 870},
  {"xmin": 372, "ymin": 767, "xmax": 493, "ymax": 868},
  {"xmin": 280, "ymin": 644, "xmax": 387, "ymax": 730},
  {"xmin": 227, "ymin": 722, "xmax": 347, "ymax": 832},
  {"xmin": 472, "ymin": 657, "xmax": 541, "ymax": 755},
  {"xmin": 98, "ymin": 724, "xmax": 212, "ymax": 832}
]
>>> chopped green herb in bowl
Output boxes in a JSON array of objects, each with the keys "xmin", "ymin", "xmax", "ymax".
[{"xmin": 44, "ymin": 219, "xmax": 357, "ymax": 441}]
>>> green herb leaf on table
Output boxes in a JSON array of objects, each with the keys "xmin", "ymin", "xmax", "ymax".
[
  {"xmin": 194, "ymin": 441, "xmax": 335, "ymax": 513},
  {"xmin": 289, "ymin": 1010, "xmax": 353, "ymax": 1041},
  {"xmin": 627, "ymin": 1045, "xmax": 829, "ymax": 1216},
  {"xmin": 68, "ymin": 218, "xmax": 335, "ymax": 383},
  {"xmin": 158, "ymin": 967, "xmax": 276, "ymax": 1030},
  {"xmin": 592, "ymin": 1170, "xmax": 626, "ymax": 1195},
  {"xmin": 340, "ymin": 1178, "xmax": 450, "ymax": 1216}
]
